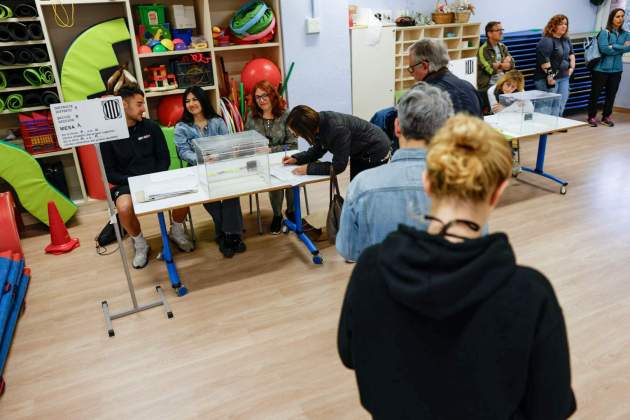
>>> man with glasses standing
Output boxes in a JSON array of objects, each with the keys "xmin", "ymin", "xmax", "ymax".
[
  {"xmin": 407, "ymin": 39, "xmax": 481, "ymax": 116},
  {"xmin": 478, "ymin": 22, "xmax": 514, "ymax": 99}
]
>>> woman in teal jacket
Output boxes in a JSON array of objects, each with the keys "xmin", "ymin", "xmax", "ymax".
[{"xmin": 587, "ymin": 8, "xmax": 630, "ymax": 127}]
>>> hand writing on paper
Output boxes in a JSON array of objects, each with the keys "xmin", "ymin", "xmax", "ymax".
[
  {"xmin": 292, "ymin": 165, "xmax": 308, "ymax": 175},
  {"xmin": 282, "ymin": 156, "xmax": 297, "ymax": 165}
]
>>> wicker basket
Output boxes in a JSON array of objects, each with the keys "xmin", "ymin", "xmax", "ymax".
[
  {"xmin": 432, "ymin": 12, "xmax": 454, "ymax": 24},
  {"xmin": 455, "ymin": 11, "xmax": 471, "ymax": 23}
]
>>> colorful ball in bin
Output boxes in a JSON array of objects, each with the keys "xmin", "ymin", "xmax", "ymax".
[
  {"xmin": 147, "ymin": 39, "xmax": 160, "ymax": 48},
  {"xmin": 161, "ymin": 38, "xmax": 174, "ymax": 51},
  {"xmin": 172, "ymin": 38, "xmax": 184, "ymax": 44},
  {"xmin": 152, "ymin": 43, "xmax": 167, "ymax": 53},
  {"xmin": 240, "ymin": 58, "xmax": 282, "ymax": 94},
  {"xmin": 174, "ymin": 42, "xmax": 188, "ymax": 51},
  {"xmin": 138, "ymin": 45, "xmax": 152, "ymax": 54},
  {"xmin": 158, "ymin": 94, "xmax": 184, "ymax": 127}
]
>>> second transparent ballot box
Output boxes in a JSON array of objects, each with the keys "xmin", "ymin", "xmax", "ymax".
[
  {"xmin": 496, "ymin": 90, "xmax": 562, "ymax": 133},
  {"xmin": 192, "ymin": 130, "xmax": 271, "ymax": 197}
]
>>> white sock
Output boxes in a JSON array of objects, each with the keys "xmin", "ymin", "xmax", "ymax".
[{"xmin": 132, "ymin": 233, "xmax": 147, "ymax": 248}]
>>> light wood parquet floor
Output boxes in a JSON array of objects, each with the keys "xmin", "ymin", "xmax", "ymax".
[{"xmin": 0, "ymin": 113, "xmax": 629, "ymax": 419}]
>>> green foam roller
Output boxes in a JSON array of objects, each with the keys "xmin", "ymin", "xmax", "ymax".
[
  {"xmin": 0, "ymin": 97, "xmax": 5, "ymax": 113},
  {"xmin": 6, "ymin": 94, "xmax": 23, "ymax": 111},
  {"xmin": 39, "ymin": 66, "xmax": 54, "ymax": 84}
]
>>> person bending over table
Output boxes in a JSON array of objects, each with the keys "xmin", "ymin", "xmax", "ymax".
[
  {"xmin": 283, "ymin": 105, "xmax": 391, "ymax": 180},
  {"xmin": 338, "ymin": 114, "xmax": 576, "ymax": 419},
  {"xmin": 245, "ymin": 80, "xmax": 298, "ymax": 234},
  {"xmin": 101, "ymin": 86, "xmax": 194, "ymax": 269},
  {"xmin": 174, "ymin": 86, "xmax": 246, "ymax": 259}
]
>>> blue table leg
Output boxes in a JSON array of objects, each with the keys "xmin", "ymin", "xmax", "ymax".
[
  {"xmin": 283, "ymin": 186, "xmax": 323, "ymax": 264},
  {"xmin": 157, "ymin": 212, "xmax": 188, "ymax": 296},
  {"xmin": 519, "ymin": 134, "xmax": 568, "ymax": 194}
]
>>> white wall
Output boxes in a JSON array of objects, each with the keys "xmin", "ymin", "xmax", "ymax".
[
  {"xmin": 281, "ymin": 0, "xmax": 600, "ymax": 113},
  {"xmin": 280, "ymin": 0, "xmax": 352, "ymax": 113}
]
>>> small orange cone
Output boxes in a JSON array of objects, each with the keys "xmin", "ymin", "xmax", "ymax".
[{"xmin": 45, "ymin": 201, "xmax": 80, "ymax": 255}]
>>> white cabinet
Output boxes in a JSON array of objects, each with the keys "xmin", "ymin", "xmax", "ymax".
[
  {"xmin": 350, "ymin": 26, "xmax": 395, "ymax": 121},
  {"xmin": 448, "ymin": 57, "xmax": 477, "ymax": 88}
]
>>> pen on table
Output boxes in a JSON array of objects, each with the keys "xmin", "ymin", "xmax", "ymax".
[{"xmin": 283, "ymin": 144, "xmax": 288, "ymax": 159}]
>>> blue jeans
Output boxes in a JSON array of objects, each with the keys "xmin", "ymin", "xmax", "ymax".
[{"xmin": 534, "ymin": 77, "xmax": 570, "ymax": 116}]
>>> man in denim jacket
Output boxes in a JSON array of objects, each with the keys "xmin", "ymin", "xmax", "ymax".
[{"xmin": 336, "ymin": 83, "xmax": 454, "ymax": 262}]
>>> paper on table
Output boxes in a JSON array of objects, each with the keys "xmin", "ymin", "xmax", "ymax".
[
  {"xmin": 143, "ymin": 178, "xmax": 198, "ymax": 201},
  {"xmin": 270, "ymin": 165, "xmax": 306, "ymax": 186}
]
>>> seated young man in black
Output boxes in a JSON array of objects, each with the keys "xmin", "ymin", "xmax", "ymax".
[{"xmin": 100, "ymin": 86, "xmax": 194, "ymax": 269}]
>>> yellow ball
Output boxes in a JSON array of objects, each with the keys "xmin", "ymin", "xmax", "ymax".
[{"xmin": 161, "ymin": 38, "xmax": 174, "ymax": 51}]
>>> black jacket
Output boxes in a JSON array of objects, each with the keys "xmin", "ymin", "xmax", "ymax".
[
  {"xmin": 292, "ymin": 111, "xmax": 391, "ymax": 175},
  {"xmin": 338, "ymin": 225, "xmax": 576, "ymax": 420},
  {"xmin": 100, "ymin": 118, "xmax": 170, "ymax": 186},
  {"xmin": 425, "ymin": 68, "xmax": 482, "ymax": 116}
]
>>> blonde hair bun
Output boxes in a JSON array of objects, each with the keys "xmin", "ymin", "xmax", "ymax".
[{"xmin": 427, "ymin": 114, "xmax": 512, "ymax": 202}]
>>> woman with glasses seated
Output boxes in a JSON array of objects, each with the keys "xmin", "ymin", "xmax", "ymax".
[
  {"xmin": 244, "ymin": 80, "xmax": 297, "ymax": 234},
  {"xmin": 283, "ymin": 105, "xmax": 391, "ymax": 180}
]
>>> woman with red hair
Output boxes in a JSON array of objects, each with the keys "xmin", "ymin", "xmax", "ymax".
[{"xmin": 245, "ymin": 80, "xmax": 298, "ymax": 234}]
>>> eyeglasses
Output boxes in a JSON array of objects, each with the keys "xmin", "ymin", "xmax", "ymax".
[
  {"xmin": 254, "ymin": 93, "xmax": 269, "ymax": 102},
  {"xmin": 491, "ymin": 28, "xmax": 504, "ymax": 32},
  {"xmin": 407, "ymin": 60, "xmax": 426, "ymax": 74}
]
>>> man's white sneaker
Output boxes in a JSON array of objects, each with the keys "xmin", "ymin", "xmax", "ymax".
[
  {"xmin": 132, "ymin": 244, "xmax": 150, "ymax": 269},
  {"xmin": 169, "ymin": 223, "xmax": 194, "ymax": 252}
]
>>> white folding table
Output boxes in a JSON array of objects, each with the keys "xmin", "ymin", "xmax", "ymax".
[
  {"xmin": 129, "ymin": 152, "xmax": 329, "ymax": 296},
  {"xmin": 485, "ymin": 113, "xmax": 587, "ymax": 194}
]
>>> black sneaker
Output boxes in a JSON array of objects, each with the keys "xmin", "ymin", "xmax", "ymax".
[
  {"xmin": 270, "ymin": 216, "xmax": 283, "ymax": 235},
  {"xmin": 601, "ymin": 117, "xmax": 615, "ymax": 127},
  {"xmin": 226, "ymin": 234, "xmax": 246, "ymax": 253},
  {"xmin": 217, "ymin": 234, "xmax": 235, "ymax": 258}
]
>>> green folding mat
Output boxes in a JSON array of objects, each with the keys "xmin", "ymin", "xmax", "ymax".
[{"xmin": 0, "ymin": 141, "xmax": 77, "ymax": 225}]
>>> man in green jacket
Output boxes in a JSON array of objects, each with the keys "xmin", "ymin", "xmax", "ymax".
[{"xmin": 477, "ymin": 21, "xmax": 514, "ymax": 94}]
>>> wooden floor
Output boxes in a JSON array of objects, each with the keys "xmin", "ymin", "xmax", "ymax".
[{"xmin": 1, "ymin": 113, "xmax": 629, "ymax": 419}]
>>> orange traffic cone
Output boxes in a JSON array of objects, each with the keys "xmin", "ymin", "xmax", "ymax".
[{"xmin": 45, "ymin": 201, "xmax": 80, "ymax": 255}]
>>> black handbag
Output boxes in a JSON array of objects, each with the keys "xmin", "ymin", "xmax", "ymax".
[{"xmin": 326, "ymin": 168, "xmax": 344, "ymax": 245}]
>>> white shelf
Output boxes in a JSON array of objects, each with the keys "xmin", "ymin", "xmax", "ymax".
[
  {"xmin": 214, "ymin": 42, "xmax": 280, "ymax": 52},
  {"xmin": 0, "ymin": 105, "xmax": 49, "ymax": 114},
  {"xmin": 145, "ymin": 85, "xmax": 215, "ymax": 98},
  {"xmin": 0, "ymin": 84, "xmax": 56, "ymax": 93},
  {"xmin": 2, "ymin": 17, "xmax": 40, "ymax": 22},
  {"xmin": 138, "ymin": 47, "xmax": 211, "ymax": 59},
  {"xmin": 0, "ymin": 62, "xmax": 52, "ymax": 70},
  {"xmin": 0, "ymin": 40, "xmax": 47, "ymax": 46},
  {"xmin": 32, "ymin": 149, "xmax": 73, "ymax": 159}
]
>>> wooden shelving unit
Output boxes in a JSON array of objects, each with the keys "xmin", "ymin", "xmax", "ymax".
[
  {"xmin": 394, "ymin": 22, "xmax": 481, "ymax": 93},
  {"xmin": 0, "ymin": 2, "xmax": 88, "ymax": 204}
]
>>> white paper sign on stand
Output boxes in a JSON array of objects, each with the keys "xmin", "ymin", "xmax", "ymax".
[
  {"xmin": 50, "ymin": 96, "xmax": 173, "ymax": 337},
  {"xmin": 50, "ymin": 97, "xmax": 129, "ymax": 148}
]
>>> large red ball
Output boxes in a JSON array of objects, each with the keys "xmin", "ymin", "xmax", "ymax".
[
  {"xmin": 240, "ymin": 58, "xmax": 282, "ymax": 94},
  {"xmin": 158, "ymin": 94, "xmax": 184, "ymax": 127}
]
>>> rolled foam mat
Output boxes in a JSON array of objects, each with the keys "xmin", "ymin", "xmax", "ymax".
[
  {"xmin": 0, "ymin": 50, "xmax": 15, "ymax": 66},
  {"xmin": 8, "ymin": 22, "xmax": 28, "ymax": 42},
  {"xmin": 40, "ymin": 90, "xmax": 59, "ymax": 105},
  {"xmin": 0, "ymin": 97, "xmax": 5, "ymax": 113},
  {"xmin": 5, "ymin": 94, "xmax": 23, "ymax": 111},
  {"xmin": 30, "ymin": 47, "xmax": 48, "ymax": 62},
  {"xmin": 16, "ymin": 49, "xmax": 33, "ymax": 64},
  {"xmin": 39, "ymin": 66, "xmax": 54, "ymax": 84},
  {"xmin": 14, "ymin": 4, "xmax": 37, "ymax": 18},
  {"xmin": 22, "ymin": 92, "xmax": 41, "ymax": 107},
  {"xmin": 0, "ymin": 71, "xmax": 6, "ymax": 90},
  {"xmin": 0, "ymin": 25, "xmax": 10, "ymax": 42},
  {"xmin": 27, "ymin": 22, "xmax": 43, "ymax": 40}
]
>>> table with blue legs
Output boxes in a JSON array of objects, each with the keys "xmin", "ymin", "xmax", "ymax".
[
  {"xmin": 128, "ymin": 152, "xmax": 329, "ymax": 297},
  {"xmin": 485, "ymin": 113, "xmax": 587, "ymax": 194}
]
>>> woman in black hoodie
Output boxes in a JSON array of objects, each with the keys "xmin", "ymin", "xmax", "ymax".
[{"xmin": 337, "ymin": 114, "xmax": 576, "ymax": 420}]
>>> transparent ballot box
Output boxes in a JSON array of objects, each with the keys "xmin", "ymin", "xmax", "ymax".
[
  {"xmin": 192, "ymin": 130, "xmax": 271, "ymax": 197},
  {"xmin": 496, "ymin": 91, "xmax": 562, "ymax": 134}
]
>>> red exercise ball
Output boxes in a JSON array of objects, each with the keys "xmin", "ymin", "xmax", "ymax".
[
  {"xmin": 240, "ymin": 58, "xmax": 281, "ymax": 94},
  {"xmin": 158, "ymin": 94, "xmax": 183, "ymax": 127}
]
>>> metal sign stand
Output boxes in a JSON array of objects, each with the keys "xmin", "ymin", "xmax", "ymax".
[{"xmin": 95, "ymin": 146, "xmax": 173, "ymax": 337}]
